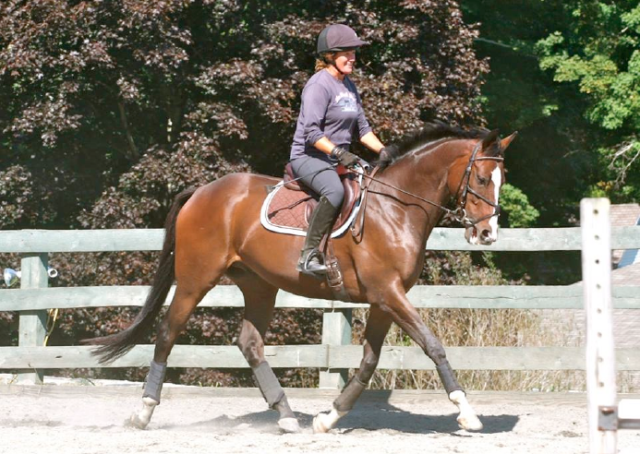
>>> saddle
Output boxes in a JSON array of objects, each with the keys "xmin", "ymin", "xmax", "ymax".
[
  {"xmin": 263, "ymin": 163, "xmax": 362, "ymax": 234},
  {"xmin": 260, "ymin": 163, "xmax": 372, "ymax": 302}
]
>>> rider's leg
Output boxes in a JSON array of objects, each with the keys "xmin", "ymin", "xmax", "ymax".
[
  {"xmin": 298, "ymin": 196, "xmax": 339, "ymax": 275},
  {"xmin": 290, "ymin": 156, "xmax": 344, "ymax": 276}
]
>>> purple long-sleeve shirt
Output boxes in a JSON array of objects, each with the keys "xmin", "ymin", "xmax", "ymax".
[{"xmin": 290, "ymin": 69, "xmax": 372, "ymax": 161}]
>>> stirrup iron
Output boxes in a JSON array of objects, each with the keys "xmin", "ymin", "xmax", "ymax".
[{"xmin": 297, "ymin": 248, "xmax": 327, "ymax": 277}]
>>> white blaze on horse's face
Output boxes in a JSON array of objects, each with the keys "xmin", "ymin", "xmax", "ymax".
[
  {"xmin": 464, "ymin": 163, "xmax": 503, "ymax": 246},
  {"xmin": 487, "ymin": 165, "xmax": 502, "ymax": 242}
]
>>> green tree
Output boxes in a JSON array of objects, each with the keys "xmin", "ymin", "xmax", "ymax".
[
  {"xmin": 463, "ymin": 0, "xmax": 640, "ymax": 216},
  {"xmin": 536, "ymin": 1, "xmax": 640, "ymax": 202},
  {"xmin": 459, "ymin": 0, "xmax": 608, "ymax": 286},
  {"xmin": 500, "ymin": 183, "xmax": 539, "ymax": 228},
  {"xmin": 462, "ymin": 0, "xmax": 592, "ymax": 226}
]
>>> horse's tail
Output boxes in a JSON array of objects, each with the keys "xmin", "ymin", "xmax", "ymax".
[{"xmin": 84, "ymin": 187, "xmax": 198, "ymax": 364}]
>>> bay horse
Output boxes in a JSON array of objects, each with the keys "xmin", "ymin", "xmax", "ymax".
[{"xmin": 86, "ymin": 122, "xmax": 517, "ymax": 433}]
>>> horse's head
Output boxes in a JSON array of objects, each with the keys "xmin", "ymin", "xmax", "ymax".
[{"xmin": 449, "ymin": 130, "xmax": 517, "ymax": 245}]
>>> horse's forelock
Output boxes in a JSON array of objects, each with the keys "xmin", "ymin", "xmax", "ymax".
[{"xmin": 483, "ymin": 139, "xmax": 504, "ymax": 158}]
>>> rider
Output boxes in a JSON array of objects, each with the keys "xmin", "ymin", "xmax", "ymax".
[{"xmin": 290, "ymin": 24, "xmax": 397, "ymax": 277}]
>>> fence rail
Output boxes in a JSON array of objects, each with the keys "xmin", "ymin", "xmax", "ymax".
[
  {"xmin": 3, "ymin": 284, "xmax": 640, "ymax": 311},
  {"xmin": 1, "ymin": 227, "xmax": 640, "ymax": 386},
  {"xmin": 2, "ymin": 344, "xmax": 640, "ymax": 371},
  {"xmin": 1, "ymin": 226, "xmax": 640, "ymax": 252}
]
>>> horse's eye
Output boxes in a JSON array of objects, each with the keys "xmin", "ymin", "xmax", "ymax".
[{"xmin": 477, "ymin": 176, "xmax": 489, "ymax": 186}]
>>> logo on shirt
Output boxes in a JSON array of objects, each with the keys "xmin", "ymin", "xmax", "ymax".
[{"xmin": 334, "ymin": 91, "xmax": 357, "ymax": 113}]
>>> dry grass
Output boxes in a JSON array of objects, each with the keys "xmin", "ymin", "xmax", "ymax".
[
  {"xmin": 343, "ymin": 249, "xmax": 640, "ymax": 393},
  {"xmin": 350, "ymin": 306, "xmax": 635, "ymax": 392}
]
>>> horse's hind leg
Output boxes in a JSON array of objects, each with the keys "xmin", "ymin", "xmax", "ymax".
[
  {"xmin": 231, "ymin": 267, "xmax": 300, "ymax": 433},
  {"xmin": 130, "ymin": 260, "xmax": 225, "ymax": 429},
  {"xmin": 314, "ymin": 306, "xmax": 393, "ymax": 433}
]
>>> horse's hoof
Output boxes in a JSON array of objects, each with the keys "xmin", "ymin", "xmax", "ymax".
[
  {"xmin": 457, "ymin": 414, "xmax": 483, "ymax": 431},
  {"xmin": 313, "ymin": 412, "xmax": 331, "ymax": 433},
  {"xmin": 278, "ymin": 417, "xmax": 301, "ymax": 433},
  {"xmin": 128, "ymin": 397, "xmax": 158, "ymax": 430},
  {"xmin": 129, "ymin": 413, "xmax": 150, "ymax": 430}
]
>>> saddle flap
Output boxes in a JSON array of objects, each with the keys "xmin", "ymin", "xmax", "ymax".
[
  {"xmin": 334, "ymin": 174, "xmax": 360, "ymax": 227},
  {"xmin": 266, "ymin": 165, "xmax": 362, "ymax": 234},
  {"xmin": 296, "ymin": 166, "xmax": 360, "ymax": 229},
  {"xmin": 284, "ymin": 163, "xmax": 304, "ymax": 191}
]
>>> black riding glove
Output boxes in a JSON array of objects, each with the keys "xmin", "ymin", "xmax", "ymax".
[
  {"xmin": 331, "ymin": 146, "xmax": 360, "ymax": 168},
  {"xmin": 379, "ymin": 144, "xmax": 400, "ymax": 163}
]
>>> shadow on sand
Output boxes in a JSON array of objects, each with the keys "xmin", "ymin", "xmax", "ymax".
[
  {"xmin": 159, "ymin": 393, "xmax": 519, "ymax": 435},
  {"xmin": 337, "ymin": 400, "xmax": 519, "ymax": 435}
]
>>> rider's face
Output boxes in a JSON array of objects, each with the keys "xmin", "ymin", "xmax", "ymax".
[{"xmin": 333, "ymin": 49, "xmax": 357, "ymax": 74}]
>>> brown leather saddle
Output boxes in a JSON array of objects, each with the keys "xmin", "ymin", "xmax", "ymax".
[{"xmin": 264, "ymin": 163, "xmax": 362, "ymax": 233}]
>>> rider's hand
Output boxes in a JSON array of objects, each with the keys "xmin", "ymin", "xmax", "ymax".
[
  {"xmin": 379, "ymin": 144, "xmax": 400, "ymax": 163},
  {"xmin": 331, "ymin": 146, "xmax": 360, "ymax": 168}
]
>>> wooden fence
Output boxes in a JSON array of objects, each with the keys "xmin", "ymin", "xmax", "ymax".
[{"xmin": 1, "ymin": 226, "xmax": 640, "ymax": 387}]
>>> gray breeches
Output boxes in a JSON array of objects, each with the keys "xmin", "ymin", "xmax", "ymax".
[{"xmin": 290, "ymin": 155, "xmax": 344, "ymax": 209}]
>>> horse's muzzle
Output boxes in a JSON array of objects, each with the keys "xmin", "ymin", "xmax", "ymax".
[{"xmin": 465, "ymin": 226, "xmax": 497, "ymax": 245}]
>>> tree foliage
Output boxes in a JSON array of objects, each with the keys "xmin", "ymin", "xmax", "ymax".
[
  {"xmin": 535, "ymin": 1, "xmax": 640, "ymax": 201},
  {"xmin": 1, "ymin": 1, "xmax": 497, "ymax": 386},
  {"xmin": 463, "ymin": 0, "xmax": 640, "ymax": 217},
  {"xmin": 461, "ymin": 0, "xmax": 591, "ymax": 226},
  {"xmin": 0, "ymin": 0, "xmax": 489, "ymax": 231},
  {"xmin": 499, "ymin": 183, "xmax": 539, "ymax": 228}
]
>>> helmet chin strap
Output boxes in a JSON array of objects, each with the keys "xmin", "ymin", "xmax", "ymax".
[
  {"xmin": 326, "ymin": 53, "xmax": 347, "ymax": 76},
  {"xmin": 333, "ymin": 63, "xmax": 346, "ymax": 76}
]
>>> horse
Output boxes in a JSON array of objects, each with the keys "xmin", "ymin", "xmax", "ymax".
[{"xmin": 86, "ymin": 122, "xmax": 517, "ymax": 434}]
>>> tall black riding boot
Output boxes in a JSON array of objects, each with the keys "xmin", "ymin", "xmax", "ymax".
[{"xmin": 297, "ymin": 196, "xmax": 339, "ymax": 277}]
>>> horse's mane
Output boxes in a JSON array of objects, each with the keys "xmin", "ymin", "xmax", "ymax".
[{"xmin": 378, "ymin": 121, "xmax": 490, "ymax": 168}]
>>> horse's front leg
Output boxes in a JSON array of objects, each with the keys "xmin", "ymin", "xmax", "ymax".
[
  {"xmin": 382, "ymin": 283, "xmax": 483, "ymax": 431},
  {"xmin": 313, "ymin": 306, "xmax": 392, "ymax": 433}
]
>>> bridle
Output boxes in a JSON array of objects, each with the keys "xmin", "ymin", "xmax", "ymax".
[
  {"xmin": 358, "ymin": 139, "xmax": 504, "ymax": 228},
  {"xmin": 451, "ymin": 140, "xmax": 504, "ymax": 228}
]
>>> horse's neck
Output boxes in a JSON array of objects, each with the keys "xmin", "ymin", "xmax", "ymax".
[{"xmin": 370, "ymin": 140, "xmax": 466, "ymax": 242}]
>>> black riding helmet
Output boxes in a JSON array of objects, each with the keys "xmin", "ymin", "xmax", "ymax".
[{"xmin": 317, "ymin": 24, "xmax": 369, "ymax": 55}]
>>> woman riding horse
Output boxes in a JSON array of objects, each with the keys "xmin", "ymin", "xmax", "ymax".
[
  {"xmin": 290, "ymin": 24, "xmax": 397, "ymax": 277},
  {"xmin": 85, "ymin": 26, "xmax": 517, "ymax": 436}
]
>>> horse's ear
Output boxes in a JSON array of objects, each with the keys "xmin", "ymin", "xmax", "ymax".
[
  {"xmin": 499, "ymin": 131, "xmax": 518, "ymax": 152},
  {"xmin": 481, "ymin": 129, "xmax": 500, "ymax": 150}
]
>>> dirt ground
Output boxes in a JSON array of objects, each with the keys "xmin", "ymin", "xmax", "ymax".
[{"xmin": 1, "ymin": 382, "xmax": 639, "ymax": 454}]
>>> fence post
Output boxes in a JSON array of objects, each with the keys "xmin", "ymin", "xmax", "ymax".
[
  {"xmin": 16, "ymin": 253, "xmax": 49, "ymax": 384},
  {"xmin": 581, "ymin": 198, "xmax": 617, "ymax": 454},
  {"xmin": 319, "ymin": 309, "xmax": 352, "ymax": 389}
]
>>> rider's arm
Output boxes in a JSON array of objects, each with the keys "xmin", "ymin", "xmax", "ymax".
[
  {"xmin": 313, "ymin": 136, "xmax": 338, "ymax": 155},
  {"xmin": 301, "ymin": 83, "xmax": 330, "ymax": 149},
  {"xmin": 360, "ymin": 131, "xmax": 384, "ymax": 153}
]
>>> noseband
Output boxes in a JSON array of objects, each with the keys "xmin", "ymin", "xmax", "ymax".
[{"xmin": 359, "ymin": 139, "xmax": 504, "ymax": 228}]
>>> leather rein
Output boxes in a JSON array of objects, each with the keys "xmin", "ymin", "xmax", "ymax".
[{"xmin": 356, "ymin": 140, "xmax": 504, "ymax": 228}]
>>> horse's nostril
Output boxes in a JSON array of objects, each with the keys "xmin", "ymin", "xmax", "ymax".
[{"xmin": 481, "ymin": 229, "xmax": 493, "ymax": 241}]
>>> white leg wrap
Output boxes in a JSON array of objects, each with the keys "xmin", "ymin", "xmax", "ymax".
[
  {"xmin": 449, "ymin": 390, "xmax": 483, "ymax": 431},
  {"xmin": 129, "ymin": 397, "xmax": 158, "ymax": 430},
  {"xmin": 313, "ymin": 408, "xmax": 348, "ymax": 433}
]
